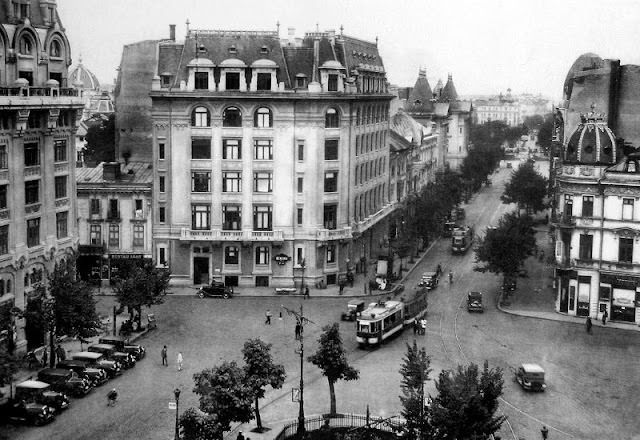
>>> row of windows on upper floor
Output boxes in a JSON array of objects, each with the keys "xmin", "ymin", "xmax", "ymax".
[
  {"xmin": 355, "ymin": 158, "xmax": 387, "ymax": 186},
  {"xmin": 88, "ymin": 198, "xmax": 146, "ymax": 219},
  {"xmin": 562, "ymin": 195, "xmax": 640, "ymax": 221},
  {"xmin": 0, "ymin": 111, "xmax": 74, "ymax": 132},
  {"xmin": 190, "ymin": 106, "xmax": 341, "ymax": 128},
  {"xmin": 0, "ymin": 211, "xmax": 69, "ymax": 255},
  {"xmin": 355, "ymin": 131, "xmax": 387, "ymax": 156},
  {"xmin": 355, "ymin": 104, "xmax": 390, "ymax": 126},
  {"xmin": 0, "ymin": 175, "xmax": 69, "ymax": 208},
  {"xmin": 0, "ymin": 139, "xmax": 69, "ymax": 170},
  {"xmin": 354, "ymin": 184, "xmax": 387, "ymax": 222},
  {"xmin": 87, "ymin": 223, "xmax": 146, "ymax": 248},
  {"xmin": 573, "ymin": 233, "xmax": 639, "ymax": 265}
]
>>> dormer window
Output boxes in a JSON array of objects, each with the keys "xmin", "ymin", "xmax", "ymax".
[
  {"xmin": 328, "ymin": 74, "xmax": 338, "ymax": 92},
  {"xmin": 256, "ymin": 73, "xmax": 271, "ymax": 91},
  {"xmin": 194, "ymin": 72, "xmax": 208, "ymax": 90},
  {"xmin": 228, "ymin": 46, "xmax": 237, "ymax": 55},
  {"xmin": 198, "ymin": 44, "xmax": 207, "ymax": 53},
  {"xmin": 296, "ymin": 74, "xmax": 307, "ymax": 89},
  {"xmin": 19, "ymin": 35, "xmax": 34, "ymax": 55},
  {"xmin": 628, "ymin": 161, "xmax": 637, "ymax": 173},
  {"xmin": 161, "ymin": 74, "xmax": 172, "ymax": 88},
  {"xmin": 260, "ymin": 46, "xmax": 269, "ymax": 55},
  {"xmin": 226, "ymin": 72, "xmax": 240, "ymax": 90}
]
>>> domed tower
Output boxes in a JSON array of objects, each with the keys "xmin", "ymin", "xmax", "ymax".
[
  {"xmin": 68, "ymin": 56, "xmax": 101, "ymax": 91},
  {"xmin": 564, "ymin": 105, "xmax": 619, "ymax": 165}
]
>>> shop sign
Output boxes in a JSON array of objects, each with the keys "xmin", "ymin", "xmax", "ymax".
[
  {"xmin": 600, "ymin": 273, "xmax": 640, "ymax": 289},
  {"xmin": 274, "ymin": 253, "xmax": 291, "ymax": 265},
  {"xmin": 110, "ymin": 254, "xmax": 146, "ymax": 260}
]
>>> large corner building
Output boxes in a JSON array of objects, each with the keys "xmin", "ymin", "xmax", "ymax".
[{"xmin": 146, "ymin": 27, "xmax": 393, "ymax": 287}]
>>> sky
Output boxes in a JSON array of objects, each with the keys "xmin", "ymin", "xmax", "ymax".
[{"xmin": 58, "ymin": 0, "xmax": 640, "ymax": 100}]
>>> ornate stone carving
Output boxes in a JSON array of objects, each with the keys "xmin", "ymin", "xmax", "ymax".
[{"xmin": 579, "ymin": 167, "xmax": 594, "ymax": 176}]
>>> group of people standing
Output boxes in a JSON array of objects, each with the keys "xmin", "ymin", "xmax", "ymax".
[
  {"xmin": 160, "ymin": 345, "xmax": 183, "ymax": 371},
  {"xmin": 585, "ymin": 309, "xmax": 608, "ymax": 334},
  {"xmin": 413, "ymin": 318, "xmax": 427, "ymax": 335}
]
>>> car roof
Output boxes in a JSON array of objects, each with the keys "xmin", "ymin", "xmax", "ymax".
[
  {"xmin": 17, "ymin": 380, "xmax": 50, "ymax": 389},
  {"xmin": 521, "ymin": 363, "xmax": 545, "ymax": 373},
  {"xmin": 100, "ymin": 336, "xmax": 127, "ymax": 342},
  {"xmin": 38, "ymin": 368, "xmax": 71, "ymax": 376},
  {"xmin": 73, "ymin": 351, "xmax": 103, "ymax": 359},
  {"xmin": 468, "ymin": 291, "xmax": 483, "ymax": 297},
  {"xmin": 90, "ymin": 343, "xmax": 116, "ymax": 349},
  {"xmin": 422, "ymin": 272, "xmax": 437, "ymax": 277},
  {"xmin": 348, "ymin": 299, "xmax": 365, "ymax": 306}
]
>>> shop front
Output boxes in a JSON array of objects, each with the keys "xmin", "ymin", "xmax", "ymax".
[
  {"xmin": 77, "ymin": 245, "xmax": 105, "ymax": 284},
  {"xmin": 599, "ymin": 273, "xmax": 639, "ymax": 324},
  {"xmin": 109, "ymin": 254, "xmax": 152, "ymax": 282}
]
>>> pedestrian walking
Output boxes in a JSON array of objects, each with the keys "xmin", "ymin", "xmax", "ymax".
[
  {"xmin": 161, "ymin": 345, "xmax": 168, "ymax": 366},
  {"xmin": 448, "ymin": 270, "xmax": 453, "ymax": 284},
  {"xmin": 540, "ymin": 425, "xmax": 549, "ymax": 439},
  {"xmin": 304, "ymin": 285, "xmax": 310, "ymax": 299},
  {"xmin": 177, "ymin": 352, "xmax": 183, "ymax": 371},
  {"xmin": 602, "ymin": 309, "xmax": 608, "ymax": 326},
  {"xmin": 413, "ymin": 320, "xmax": 418, "ymax": 335},
  {"xmin": 237, "ymin": 431, "xmax": 245, "ymax": 440},
  {"xmin": 586, "ymin": 316, "xmax": 592, "ymax": 334},
  {"xmin": 339, "ymin": 278, "xmax": 345, "ymax": 295},
  {"xmin": 295, "ymin": 323, "xmax": 301, "ymax": 340},
  {"xmin": 347, "ymin": 271, "xmax": 354, "ymax": 287},
  {"xmin": 107, "ymin": 388, "xmax": 118, "ymax": 407},
  {"xmin": 265, "ymin": 309, "xmax": 272, "ymax": 325},
  {"xmin": 55, "ymin": 344, "xmax": 66, "ymax": 362},
  {"xmin": 41, "ymin": 348, "xmax": 48, "ymax": 367},
  {"xmin": 420, "ymin": 318, "xmax": 427, "ymax": 335}
]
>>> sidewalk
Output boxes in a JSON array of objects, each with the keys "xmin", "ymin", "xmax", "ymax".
[{"xmin": 497, "ymin": 223, "xmax": 640, "ymax": 333}]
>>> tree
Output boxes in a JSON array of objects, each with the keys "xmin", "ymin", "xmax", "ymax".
[
  {"xmin": 192, "ymin": 361, "xmax": 254, "ymax": 436},
  {"xmin": 242, "ymin": 338, "xmax": 286, "ymax": 431},
  {"xmin": 399, "ymin": 341, "xmax": 432, "ymax": 440},
  {"xmin": 308, "ymin": 323, "xmax": 359, "ymax": 415},
  {"xmin": 0, "ymin": 343, "xmax": 18, "ymax": 388},
  {"xmin": 113, "ymin": 261, "xmax": 169, "ymax": 327},
  {"xmin": 501, "ymin": 161, "xmax": 548, "ymax": 215},
  {"xmin": 84, "ymin": 114, "xmax": 115, "ymax": 165},
  {"xmin": 180, "ymin": 408, "xmax": 224, "ymax": 440},
  {"xmin": 536, "ymin": 113, "xmax": 554, "ymax": 154},
  {"xmin": 523, "ymin": 114, "xmax": 545, "ymax": 132},
  {"xmin": 426, "ymin": 361, "xmax": 506, "ymax": 440},
  {"xmin": 474, "ymin": 212, "xmax": 537, "ymax": 283}
]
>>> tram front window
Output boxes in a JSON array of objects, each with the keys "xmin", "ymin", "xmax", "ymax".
[
  {"xmin": 358, "ymin": 323, "xmax": 370, "ymax": 333},
  {"xmin": 370, "ymin": 322, "xmax": 379, "ymax": 333}
]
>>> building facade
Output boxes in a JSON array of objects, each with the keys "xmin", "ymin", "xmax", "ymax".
[
  {"xmin": 76, "ymin": 162, "xmax": 153, "ymax": 284},
  {"xmin": 0, "ymin": 0, "xmax": 84, "ymax": 351},
  {"xmin": 147, "ymin": 27, "xmax": 393, "ymax": 287}
]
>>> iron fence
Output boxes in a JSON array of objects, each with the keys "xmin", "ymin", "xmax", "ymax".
[{"xmin": 274, "ymin": 414, "xmax": 405, "ymax": 440}]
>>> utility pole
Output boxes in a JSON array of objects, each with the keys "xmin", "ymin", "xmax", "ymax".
[{"xmin": 281, "ymin": 304, "xmax": 315, "ymax": 439}]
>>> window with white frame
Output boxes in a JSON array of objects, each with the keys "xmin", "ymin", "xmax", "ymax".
[
  {"xmin": 192, "ymin": 106, "xmax": 210, "ymax": 127},
  {"xmin": 108, "ymin": 224, "xmax": 119, "ymax": 247},
  {"xmin": 56, "ymin": 211, "xmax": 68, "ymax": 239},
  {"xmin": 255, "ymin": 246, "xmax": 269, "ymax": 265},
  {"xmin": 191, "ymin": 205, "xmax": 211, "ymax": 230},
  {"xmin": 253, "ymin": 205, "xmax": 272, "ymax": 230},
  {"xmin": 90, "ymin": 224, "xmax": 101, "ymax": 245},
  {"xmin": 324, "ymin": 171, "xmax": 338, "ymax": 192},
  {"xmin": 295, "ymin": 246, "xmax": 305, "ymax": 266},
  {"xmin": 254, "ymin": 139, "xmax": 273, "ymax": 160},
  {"xmin": 26, "ymin": 218, "xmax": 40, "ymax": 247},
  {"xmin": 0, "ymin": 225, "xmax": 8, "ymax": 255},
  {"xmin": 223, "ymin": 139, "xmax": 241, "ymax": 159},
  {"xmin": 54, "ymin": 140, "xmax": 67, "ymax": 162},
  {"xmin": 623, "ymin": 198, "xmax": 634, "ymax": 220},
  {"xmin": 326, "ymin": 244, "xmax": 336, "ymax": 263},
  {"xmin": 0, "ymin": 145, "xmax": 7, "ymax": 169},
  {"xmin": 254, "ymin": 107, "xmax": 272, "ymax": 128},
  {"xmin": 191, "ymin": 172, "xmax": 211, "ymax": 192},
  {"xmin": 222, "ymin": 172, "xmax": 242, "ymax": 192},
  {"xmin": 158, "ymin": 246, "xmax": 167, "ymax": 266},
  {"xmin": 133, "ymin": 224, "xmax": 144, "ymax": 247},
  {"xmin": 55, "ymin": 176, "xmax": 67, "ymax": 199},
  {"xmin": 225, "ymin": 246, "xmax": 239, "ymax": 264},
  {"xmin": 222, "ymin": 205, "xmax": 241, "ymax": 230}
]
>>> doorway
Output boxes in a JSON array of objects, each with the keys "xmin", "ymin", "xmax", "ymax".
[{"xmin": 193, "ymin": 257, "xmax": 209, "ymax": 285}]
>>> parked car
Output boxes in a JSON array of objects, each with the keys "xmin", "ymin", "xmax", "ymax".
[
  {"xmin": 14, "ymin": 380, "xmax": 70, "ymax": 413},
  {"xmin": 419, "ymin": 271, "xmax": 439, "ymax": 291},
  {"xmin": 56, "ymin": 360, "xmax": 108, "ymax": 387},
  {"xmin": 515, "ymin": 363, "xmax": 546, "ymax": 392},
  {"xmin": 71, "ymin": 352, "xmax": 122, "ymax": 378},
  {"xmin": 198, "ymin": 281, "xmax": 233, "ymax": 299},
  {"xmin": 99, "ymin": 336, "xmax": 146, "ymax": 361},
  {"xmin": 467, "ymin": 291, "xmax": 484, "ymax": 312},
  {"xmin": 1, "ymin": 398, "xmax": 55, "ymax": 426},
  {"xmin": 341, "ymin": 300, "xmax": 365, "ymax": 321},
  {"xmin": 88, "ymin": 344, "xmax": 136, "ymax": 369},
  {"xmin": 37, "ymin": 368, "xmax": 92, "ymax": 397}
]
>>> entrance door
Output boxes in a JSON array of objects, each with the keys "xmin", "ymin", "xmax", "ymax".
[
  {"xmin": 193, "ymin": 257, "xmax": 209, "ymax": 285},
  {"xmin": 559, "ymin": 286, "xmax": 569, "ymax": 313}
]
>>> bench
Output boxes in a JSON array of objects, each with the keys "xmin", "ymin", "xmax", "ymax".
[{"xmin": 275, "ymin": 287, "xmax": 299, "ymax": 295}]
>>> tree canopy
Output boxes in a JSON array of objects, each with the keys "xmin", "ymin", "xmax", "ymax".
[
  {"xmin": 84, "ymin": 113, "xmax": 115, "ymax": 165},
  {"xmin": 180, "ymin": 408, "xmax": 224, "ymax": 440},
  {"xmin": 242, "ymin": 339, "xmax": 286, "ymax": 430},
  {"xmin": 399, "ymin": 341, "xmax": 432, "ymax": 440},
  {"xmin": 474, "ymin": 212, "xmax": 537, "ymax": 279},
  {"xmin": 112, "ymin": 261, "xmax": 170, "ymax": 322},
  {"xmin": 192, "ymin": 361, "xmax": 255, "ymax": 434},
  {"xmin": 308, "ymin": 323, "xmax": 359, "ymax": 415},
  {"xmin": 426, "ymin": 361, "xmax": 506, "ymax": 440},
  {"xmin": 501, "ymin": 160, "xmax": 548, "ymax": 215}
]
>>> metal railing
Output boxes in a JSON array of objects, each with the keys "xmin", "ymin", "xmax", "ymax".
[
  {"xmin": 0, "ymin": 86, "xmax": 79, "ymax": 97},
  {"xmin": 274, "ymin": 413, "xmax": 405, "ymax": 440}
]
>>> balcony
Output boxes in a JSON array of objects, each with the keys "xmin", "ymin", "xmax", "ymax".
[
  {"xmin": 352, "ymin": 202, "xmax": 396, "ymax": 235},
  {"xmin": 316, "ymin": 227, "xmax": 352, "ymax": 241},
  {"xmin": 0, "ymin": 86, "xmax": 84, "ymax": 107},
  {"xmin": 181, "ymin": 228, "xmax": 284, "ymax": 242},
  {"xmin": 107, "ymin": 211, "xmax": 121, "ymax": 222},
  {"xmin": 550, "ymin": 212, "xmax": 576, "ymax": 228}
]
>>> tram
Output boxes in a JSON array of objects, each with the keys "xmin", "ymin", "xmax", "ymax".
[{"xmin": 356, "ymin": 295, "xmax": 428, "ymax": 347}]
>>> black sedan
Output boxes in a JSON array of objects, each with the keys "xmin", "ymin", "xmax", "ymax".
[{"xmin": 197, "ymin": 281, "xmax": 233, "ymax": 299}]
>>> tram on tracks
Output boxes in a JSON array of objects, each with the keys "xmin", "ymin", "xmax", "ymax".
[{"xmin": 356, "ymin": 294, "xmax": 428, "ymax": 347}]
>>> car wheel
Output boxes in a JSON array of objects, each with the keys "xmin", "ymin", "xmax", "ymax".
[
  {"xmin": 223, "ymin": 293, "xmax": 229, "ymax": 299},
  {"xmin": 198, "ymin": 291, "xmax": 204, "ymax": 298}
]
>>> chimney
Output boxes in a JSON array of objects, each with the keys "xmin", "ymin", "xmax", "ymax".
[
  {"xmin": 103, "ymin": 162, "xmax": 121, "ymax": 181},
  {"xmin": 169, "ymin": 24, "xmax": 176, "ymax": 41}
]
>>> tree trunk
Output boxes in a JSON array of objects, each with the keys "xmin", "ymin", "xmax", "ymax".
[
  {"xmin": 255, "ymin": 396, "xmax": 262, "ymax": 429},
  {"xmin": 49, "ymin": 326, "xmax": 55, "ymax": 368},
  {"xmin": 329, "ymin": 379, "xmax": 336, "ymax": 415}
]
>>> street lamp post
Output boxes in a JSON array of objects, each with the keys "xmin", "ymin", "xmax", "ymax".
[
  {"xmin": 174, "ymin": 388, "xmax": 181, "ymax": 440},
  {"xmin": 282, "ymin": 304, "xmax": 314, "ymax": 439}
]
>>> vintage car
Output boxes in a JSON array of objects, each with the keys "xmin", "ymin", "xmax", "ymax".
[
  {"xmin": 88, "ymin": 344, "xmax": 136, "ymax": 369},
  {"xmin": 1, "ymin": 398, "xmax": 55, "ymax": 426},
  {"xmin": 419, "ymin": 272, "xmax": 439, "ymax": 290},
  {"xmin": 467, "ymin": 291, "xmax": 484, "ymax": 313},
  {"xmin": 14, "ymin": 380, "xmax": 70, "ymax": 413},
  {"xmin": 56, "ymin": 360, "xmax": 108, "ymax": 387},
  {"xmin": 99, "ymin": 336, "xmax": 146, "ymax": 361},
  {"xmin": 515, "ymin": 363, "xmax": 547, "ymax": 392},
  {"xmin": 71, "ymin": 352, "xmax": 122, "ymax": 378},
  {"xmin": 443, "ymin": 221, "xmax": 457, "ymax": 238},
  {"xmin": 341, "ymin": 300, "xmax": 365, "ymax": 321},
  {"xmin": 37, "ymin": 368, "xmax": 92, "ymax": 397},
  {"xmin": 198, "ymin": 281, "xmax": 233, "ymax": 298}
]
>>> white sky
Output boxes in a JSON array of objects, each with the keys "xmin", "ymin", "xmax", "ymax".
[{"xmin": 58, "ymin": 0, "xmax": 640, "ymax": 100}]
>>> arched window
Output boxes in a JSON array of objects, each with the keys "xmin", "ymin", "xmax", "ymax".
[
  {"xmin": 325, "ymin": 107, "xmax": 339, "ymax": 128},
  {"xmin": 254, "ymin": 107, "xmax": 272, "ymax": 128},
  {"xmin": 0, "ymin": 279, "xmax": 4, "ymax": 296},
  {"xmin": 19, "ymin": 35, "xmax": 34, "ymax": 55},
  {"xmin": 191, "ymin": 106, "xmax": 210, "ymax": 127},
  {"xmin": 223, "ymin": 107, "xmax": 242, "ymax": 127},
  {"xmin": 50, "ymin": 40, "xmax": 62, "ymax": 58}
]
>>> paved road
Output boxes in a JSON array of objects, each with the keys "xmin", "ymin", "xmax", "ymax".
[{"xmin": 8, "ymin": 163, "xmax": 640, "ymax": 440}]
